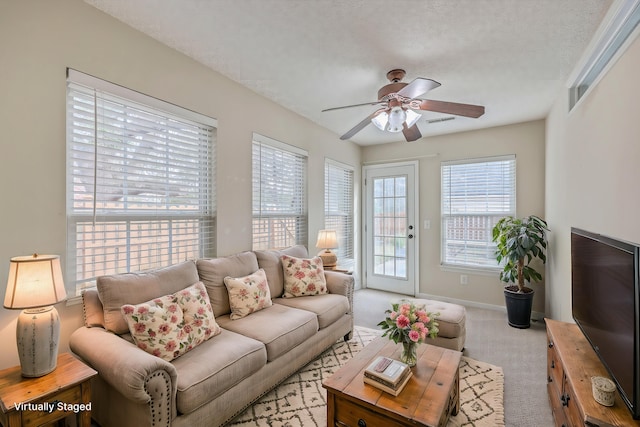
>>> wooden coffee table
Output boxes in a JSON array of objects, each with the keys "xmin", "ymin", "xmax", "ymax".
[{"xmin": 323, "ymin": 337, "xmax": 462, "ymax": 427}]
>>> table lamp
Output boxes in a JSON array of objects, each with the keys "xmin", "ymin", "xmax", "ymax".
[
  {"xmin": 316, "ymin": 230, "xmax": 338, "ymax": 268},
  {"xmin": 4, "ymin": 254, "xmax": 67, "ymax": 377}
]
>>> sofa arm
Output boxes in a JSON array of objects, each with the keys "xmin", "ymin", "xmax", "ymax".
[
  {"xmin": 325, "ymin": 270, "xmax": 355, "ymax": 339},
  {"xmin": 325, "ymin": 270, "xmax": 354, "ymax": 301},
  {"xmin": 70, "ymin": 326, "xmax": 177, "ymax": 407}
]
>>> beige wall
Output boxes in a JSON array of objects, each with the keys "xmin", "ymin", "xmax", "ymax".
[
  {"xmin": 361, "ymin": 120, "xmax": 546, "ymax": 310},
  {"xmin": 545, "ymin": 32, "xmax": 640, "ymax": 321},
  {"xmin": 0, "ymin": 0, "xmax": 360, "ymax": 369}
]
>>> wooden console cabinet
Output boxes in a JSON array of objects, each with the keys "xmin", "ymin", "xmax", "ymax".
[{"xmin": 546, "ymin": 319, "xmax": 640, "ymax": 427}]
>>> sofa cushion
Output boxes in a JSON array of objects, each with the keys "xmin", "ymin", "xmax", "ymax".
[
  {"xmin": 254, "ymin": 245, "xmax": 309, "ymax": 298},
  {"xmin": 97, "ymin": 260, "xmax": 200, "ymax": 334},
  {"xmin": 216, "ymin": 303, "xmax": 318, "ymax": 362},
  {"xmin": 121, "ymin": 282, "xmax": 221, "ymax": 361},
  {"xmin": 224, "ymin": 269, "xmax": 273, "ymax": 320},
  {"xmin": 274, "ymin": 294, "xmax": 349, "ymax": 329},
  {"xmin": 196, "ymin": 252, "xmax": 259, "ymax": 317},
  {"xmin": 281, "ymin": 255, "xmax": 327, "ymax": 297},
  {"xmin": 172, "ymin": 329, "xmax": 267, "ymax": 414}
]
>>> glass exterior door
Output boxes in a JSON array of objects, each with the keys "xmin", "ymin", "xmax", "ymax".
[{"xmin": 364, "ymin": 163, "xmax": 417, "ymax": 295}]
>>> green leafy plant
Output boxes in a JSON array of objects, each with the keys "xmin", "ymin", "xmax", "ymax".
[{"xmin": 492, "ymin": 215, "xmax": 549, "ymax": 293}]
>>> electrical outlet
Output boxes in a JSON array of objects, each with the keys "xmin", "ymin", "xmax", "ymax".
[{"xmin": 460, "ymin": 274, "xmax": 468, "ymax": 285}]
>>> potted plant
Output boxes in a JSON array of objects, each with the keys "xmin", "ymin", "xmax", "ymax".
[{"xmin": 492, "ymin": 215, "xmax": 549, "ymax": 328}]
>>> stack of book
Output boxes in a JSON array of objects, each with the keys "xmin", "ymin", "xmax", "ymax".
[{"xmin": 363, "ymin": 356, "xmax": 413, "ymax": 396}]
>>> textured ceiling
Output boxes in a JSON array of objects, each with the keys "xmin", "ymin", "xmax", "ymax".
[{"xmin": 84, "ymin": 0, "xmax": 613, "ymax": 145}]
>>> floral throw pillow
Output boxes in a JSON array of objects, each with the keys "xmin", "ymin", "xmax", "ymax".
[
  {"xmin": 280, "ymin": 255, "xmax": 327, "ymax": 298},
  {"xmin": 174, "ymin": 281, "xmax": 222, "ymax": 343},
  {"xmin": 121, "ymin": 282, "xmax": 221, "ymax": 361},
  {"xmin": 223, "ymin": 269, "xmax": 272, "ymax": 320}
]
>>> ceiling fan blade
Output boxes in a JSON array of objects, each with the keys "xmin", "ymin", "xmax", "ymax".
[
  {"xmin": 402, "ymin": 123, "xmax": 422, "ymax": 142},
  {"xmin": 322, "ymin": 101, "xmax": 385, "ymax": 112},
  {"xmin": 416, "ymin": 99, "xmax": 485, "ymax": 118},
  {"xmin": 397, "ymin": 78, "xmax": 441, "ymax": 99},
  {"xmin": 339, "ymin": 109, "xmax": 385, "ymax": 140}
]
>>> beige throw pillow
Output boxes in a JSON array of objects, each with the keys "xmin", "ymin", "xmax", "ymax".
[
  {"xmin": 281, "ymin": 255, "xmax": 327, "ymax": 298},
  {"xmin": 224, "ymin": 269, "xmax": 272, "ymax": 320}
]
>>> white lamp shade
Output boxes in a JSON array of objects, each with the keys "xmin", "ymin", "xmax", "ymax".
[
  {"xmin": 405, "ymin": 109, "xmax": 421, "ymax": 128},
  {"xmin": 372, "ymin": 108, "xmax": 422, "ymax": 134},
  {"xmin": 386, "ymin": 107, "xmax": 406, "ymax": 133},
  {"xmin": 316, "ymin": 230, "xmax": 338, "ymax": 250},
  {"xmin": 371, "ymin": 111, "xmax": 389, "ymax": 131},
  {"xmin": 4, "ymin": 254, "xmax": 67, "ymax": 309}
]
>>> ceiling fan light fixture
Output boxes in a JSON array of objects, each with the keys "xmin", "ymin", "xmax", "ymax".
[
  {"xmin": 371, "ymin": 111, "xmax": 389, "ymax": 131},
  {"xmin": 405, "ymin": 109, "xmax": 421, "ymax": 128},
  {"xmin": 386, "ymin": 107, "xmax": 406, "ymax": 133}
]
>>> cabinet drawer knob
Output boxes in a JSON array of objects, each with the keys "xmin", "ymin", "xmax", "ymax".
[
  {"xmin": 358, "ymin": 419, "xmax": 367, "ymax": 427},
  {"xmin": 548, "ymin": 342, "xmax": 554, "ymax": 348}
]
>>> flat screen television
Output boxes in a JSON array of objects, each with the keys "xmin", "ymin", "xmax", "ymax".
[{"xmin": 571, "ymin": 227, "xmax": 640, "ymax": 419}]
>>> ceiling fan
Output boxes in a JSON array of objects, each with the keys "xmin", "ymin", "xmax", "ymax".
[{"xmin": 322, "ymin": 69, "xmax": 485, "ymax": 142}]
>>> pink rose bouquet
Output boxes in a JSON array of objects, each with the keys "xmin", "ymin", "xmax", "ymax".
[{"xmin": 378, "ymin": 301, "xmax": 439, "ymax": 345}]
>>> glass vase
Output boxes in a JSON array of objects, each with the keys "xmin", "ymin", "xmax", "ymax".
[{"xmin": 401, "ymin": 341, "xmax": 418, "ymax": 367}]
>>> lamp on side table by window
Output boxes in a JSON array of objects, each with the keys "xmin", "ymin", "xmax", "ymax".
[
  {"xmin": 316, "ymin": 229, "xmax": 338, "ymax": 269},
  {"xmin": 4, "ymin": 254, "xmax": 67, "ymax": 377}
]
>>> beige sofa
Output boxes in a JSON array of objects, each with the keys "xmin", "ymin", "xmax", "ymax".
[{"xmin": 69, "ymin": 246, "xmax": 354, "ymax": 427}]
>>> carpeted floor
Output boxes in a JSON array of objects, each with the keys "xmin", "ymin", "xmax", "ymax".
[{"xmin": 227, "ymin": 326, "xmax": 504, "ymax": 427}]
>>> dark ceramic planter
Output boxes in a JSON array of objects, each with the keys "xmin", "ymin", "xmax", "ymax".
[{"xmin": 504, "ymin": 285, "xmax": 534, "ymax": 329}]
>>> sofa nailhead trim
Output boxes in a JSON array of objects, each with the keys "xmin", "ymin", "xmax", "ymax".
[{"xmin": 145, "ymin": 370, "xmax": 172, "ymax": 427}]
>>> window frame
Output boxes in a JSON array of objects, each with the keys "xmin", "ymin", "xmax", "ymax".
[
  {"xmin": 251, "ymin": 133, "xmax": 308, "ymax": 251},
  {"xmin": 324, "ymin": 158, "xmax": 355, "ymax": 266},
  {"xmin": 569, "ymin": 0, "xmax": 640, "ymax": 110},
  {"xmin": 66, "ymin": 69, "xmax": 216, "ymax": 296},
  {"xmin": 440, "ymin": 155, "xmax": 516, "ymax": 272}
]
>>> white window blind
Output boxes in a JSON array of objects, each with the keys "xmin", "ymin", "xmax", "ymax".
[
  {"xmin": 252, "ymin": 135, "xmax": 307, "ymax": 250},
  {"xmin": 324, "ymin": 159, "xmax": 354, "ymax": 263},
  {"xmin": 441, "ymin": 155, "xmax": 516, "ymax": 269},
  {"xmin": 66, "ymin": 70, "xmax": 216, "ymax": 295}
]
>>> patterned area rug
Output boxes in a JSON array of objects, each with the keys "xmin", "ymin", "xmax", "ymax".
[{"xmin": 227, "ymin": 326, "xmax": 504, "ymax": 427}]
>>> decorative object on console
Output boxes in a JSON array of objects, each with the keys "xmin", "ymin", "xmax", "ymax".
[
  {"xmin": 591, "ymin": 376, "xmax": 616, "ymax": 407},
  {"xmin": 315, "ymin": 229, "xmax": 338, "ymax": 268},
  {"xmin": 4, "ymin": 254, "xmax": 67, "ymax": 377},
  {"xmin": 377, "ymin": 301, "xmax": 439, "ymax": 366}
]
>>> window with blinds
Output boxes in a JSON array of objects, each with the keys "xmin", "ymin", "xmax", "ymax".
[
  {"xmin": 441, "ymin": 155, "xmax": 516, "ymax": 269},
  {"xmin": 324, "ymin": 159, "xmax": 354, "ymax": 264},
  {"xmin": 252, "ymin": 134, "xmax": 307, "ymax": 250},
  {"xmin": 66, "ymin": 69, "xmax": 216, "ymax": 296}
]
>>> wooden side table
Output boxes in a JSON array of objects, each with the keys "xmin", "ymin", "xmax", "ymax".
[{"xmin": 0, "ymin": 352, "xmax": 97, "ymax": 427}]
